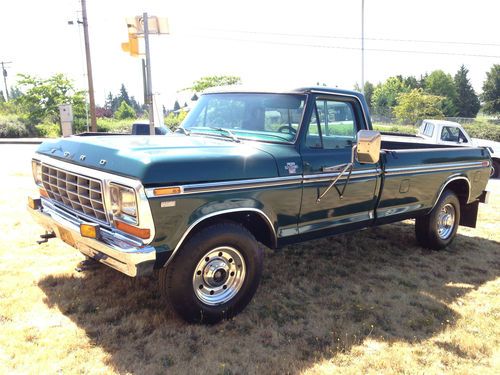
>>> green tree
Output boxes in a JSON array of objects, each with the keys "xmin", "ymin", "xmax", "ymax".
[
  {"xmin": 9, "ymin": 86, "xmax": 22, "ymax": 100},
  {"xmin": 363, "ymin": 81, "xmax": 374, "ymax": 111},
  {"xmin": 354, "ymin": 81, "xmax": 374, "ymax": 111},
  {"xmin": 15, "ymin": 73, "xmax": 86, "ymax": 124},
  {"xmin": 453, "ymin": 65, "xmax": 480, "ymax": 118},
  {"xmin": 119, "ymin": 83, "xmax": 131, "ymax": 106},
  {"xmin": 114, "ymin": 100, "xmax": 136, "ymax": 119},
  {"xmin": 371, "ymin": 77, "xmax": 409, "ymax": 117},
  {"xmin": 393, "ymin": 89, "xmax": 444, "ymax": 124},
  {"xmin": 0, "ymin": 90, "xmax": 4, "ymax": 103},
  {"xmin": 424, "ymin": 70, "xmax": 458, "ymax": 116},
  {"xmin": 481, "ymin": 64, "xmax": 500, "ymax": 116},
  {"xmin": 173, "ymin": 100, "xmax": 181, "ymax": 111},
  {"xmin": 187, "ymin": 75, "xmax": 241, "ymax": 93},
  {"xmin": 403, "ymin": 76, "xmax": 420, "ymax": 89}
]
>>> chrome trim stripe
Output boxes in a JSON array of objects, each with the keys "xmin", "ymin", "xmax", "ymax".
[
  {"xmin": 147, "ymin": 170, "xmax": 380, "ymax": 197},
  {"xmin": 163, "ymin": 208, "xmax": 276, "ymax": 268},
  {"xmin": 303, "ymin": 169, "xmax": 379, "ymax": 184},
  {"xmin": 385, "ymin": 161, "xmax": 484, "ymax": 176},
  {"xmin": 431, "ymin": 176, "xmax": 471, "ymax": 209},
  {"xmin": 34, "ymin": 154, "xmax": 156, "ymax": 244},
  {"xmin": 146, "ymin": 175, "xmax": 303, "ymax": 198}
]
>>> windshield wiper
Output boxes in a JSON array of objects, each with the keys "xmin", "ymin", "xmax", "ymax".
[
  {"xmin": 208, "ymin": 127, "xmax": 240, "ymax": 142},
  {"xmin": 175, "ymin": 127, "xmax": 191, "ymax": 136}
]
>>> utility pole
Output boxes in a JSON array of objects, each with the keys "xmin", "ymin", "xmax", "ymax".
[
  {"xmin": 361, "ymin": 0, "xmax": 365, "ymax": 94},
  {"xmin": 1, "ymin": 61, "xmax": 12, "ymax": 101},
  {"xmin": 81, "ymin": 0, "xmax": 97, "ymax": 132},
  {"xmin": 143, "ymin": 12, "xmax": 155, "ymax": 135}
]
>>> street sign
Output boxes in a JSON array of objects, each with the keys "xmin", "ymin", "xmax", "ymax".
[{"xmin": 126, "ymin": 16, "xmax": 169, "ymax": 35}]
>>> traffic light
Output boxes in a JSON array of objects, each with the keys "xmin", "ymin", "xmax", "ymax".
[{"xmin": 121, "ymin": 34, "xmax": 139, "ymax": 57}]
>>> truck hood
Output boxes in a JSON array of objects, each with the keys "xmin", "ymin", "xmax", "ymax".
[{"xmin": 35, "ymin": 134, "xmax": 280, "ymax": 185}]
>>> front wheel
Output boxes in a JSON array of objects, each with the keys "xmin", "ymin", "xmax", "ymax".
[
  {"xmin": 415, "ymin": 190, "xmax": 461, "ymax": 250},
  {"xmin": 159, "ymin": 222, "xmax": 263, "ymax": 324}
]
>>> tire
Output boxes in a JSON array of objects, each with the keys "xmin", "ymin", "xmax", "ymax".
[
  {"xmin": 159, "ymin": 222, "xmax": 263, "ymax": 324},
  {"xmin": 491, "ymin": 160, "xmax": 500, "ymax": 179},
  {"xmin": 415, "ymin": 190, "xmax": 461, "ymax": 250}
]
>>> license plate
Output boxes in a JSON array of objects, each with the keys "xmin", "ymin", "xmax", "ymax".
[{"xmin": 58, "ymin": 226, "xmax": 76, "ymax": 247}]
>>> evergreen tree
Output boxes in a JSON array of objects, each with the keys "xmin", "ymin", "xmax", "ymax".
[
  {"xmin": 104, "ymin": 92, "xmax": 114, "ymax": 110},
  {"xmin": 129, "ymin": 96, "xmax": 142, "ymax": 115},
  {"xmin": 119, "ymin": 84, "xmax": 131, "ymax": 106},
  {"xmin": 404, "ymin": 76, "xmax": 420, "ymax": 89},
  {"xmin": 114, "ymin": 101, "xmax": 136, "ymax": 119},
  {"xmin": 481, "ymin": 64, "xmax": 500, "ymax": 116},
  {"xmin": 173, "ymin": 100, "xmax": 181, "ymax": 111},
  {"xmin": 453, "ymin": 65, "xmax": 480, "ymax": 118},
  {"xmin": 0, "ymin": 90, "xmax": 5, "ymax": 103},
  {"xmin": 363, "ymin": 81, "xmax": 374, "ymax": 110}
]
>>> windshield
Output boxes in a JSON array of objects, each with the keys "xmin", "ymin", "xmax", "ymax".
[{"xmin": 180, "ymin": 93, "xmax": 306, "ymax": 143}]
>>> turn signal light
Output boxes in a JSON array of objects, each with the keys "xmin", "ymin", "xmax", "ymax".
[
  {"xmin": 39, "ymin": 188, "xmax": 49, "ymax": 198},
  {"xmin": 115, "ymin": 220, "xmax": 151, "ymax": 239},
  {"xmin": 28, "ymin": 196, "xmax": 41, "ymax": 210},
  {"xmin": 153, "ymin": 186, "xmax": 182, "ymax": 196},
  {"xmin": 80, "ymin": 223, "xmax": 100, "ymax": 239}
]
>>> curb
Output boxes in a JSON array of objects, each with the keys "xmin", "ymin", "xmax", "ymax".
[{"xmin": 0, "ymin": 138, "xmax": 45, "ymax": 145}]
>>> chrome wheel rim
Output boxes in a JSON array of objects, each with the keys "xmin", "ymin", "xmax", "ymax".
[
  {"xmin": 193, "ymin": 246, "xmax": 246, "ymax": 306},
  {"xmin": 437, "ymin": 203, "xmax": 456, "ymax": 239}
]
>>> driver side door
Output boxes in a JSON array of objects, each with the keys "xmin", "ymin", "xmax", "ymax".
[{"xmin": 298, "ymin": 95, "xmax": 380, "ymax": 235}]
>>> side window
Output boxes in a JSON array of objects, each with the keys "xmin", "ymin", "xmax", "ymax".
[
  {"xmin": 459, "ymin": 130, "xmax": 468, "ymax": 143},
  {"xmin": 441, "ymin": 126, "xmax": 460, "ymax": 142},
  {"xmin": 306, "ymin": 99, "xmax": 357, "ymax": 149},
  {"xmin": 423, "ymin": 123, "xmax": 434, "ymax": 137}
]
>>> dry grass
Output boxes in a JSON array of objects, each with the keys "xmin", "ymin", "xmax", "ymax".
[{"xmin": 1, "ymin": 144, "xmax": 499, "ymax": 374}]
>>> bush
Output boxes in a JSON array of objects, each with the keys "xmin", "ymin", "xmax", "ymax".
[
  {"xmin": 0, "ymin": 115, "xmax": 30, "ymax": 138},
  {"xmin": 373, "ymin": 123, "xmax": 418, "ymax": 135},
  {"xmin": 114, "ymin": 101, "xmax": 136, "ymax": 120},
  {"xmin": 97, "ymin": 118, "xmax": 136, "ymax": 133},
  {"xmin": 35, "ymin": 122, "xmax": 60, "ymax": 138},
  {"xmin": 164, "ymin": 110, "xmax": 187, "ymax": 130},
  {"xmin": 463, "ymin": 122, "xmax": 500, "ymax": 142}
]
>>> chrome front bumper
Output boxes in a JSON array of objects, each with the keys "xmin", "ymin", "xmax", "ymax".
[{"xmin": 28, "ymin": 198, "xmax": 156, "ymax": 277}]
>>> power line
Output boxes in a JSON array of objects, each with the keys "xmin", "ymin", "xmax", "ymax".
[
  {"xmin": 186, "ymin": 34, "xmax": 500, "ymax": 59},
  {"xmin": 199, "ymin": 27, "xmax": 500, "ymax": 48}
]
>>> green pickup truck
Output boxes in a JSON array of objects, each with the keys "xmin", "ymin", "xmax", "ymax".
[{"xmin": 29, "ymin": 87, "xmax": 491, "ymax": 323}]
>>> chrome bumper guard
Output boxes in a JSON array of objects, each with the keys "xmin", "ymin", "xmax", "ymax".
[{"xmin": 28, "ymin": 198, "xmax": 156, "ymax": 277}]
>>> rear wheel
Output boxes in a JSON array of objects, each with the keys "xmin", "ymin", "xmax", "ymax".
[
  {"xmin": 159, "ymin": 222, "xmax": 263, "ymax": 324},
  {"xmin": 491, "ymin": 160, "xmax": 499, "ymax": 178},
  {"xmin": 415, "ymin": 190, "xmax": 461, "ymax": 250}
]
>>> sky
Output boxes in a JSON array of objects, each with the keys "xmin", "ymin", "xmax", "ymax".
[{"xmin": 0, "ymin": 0, "xmax": 499, "ymax": 109}]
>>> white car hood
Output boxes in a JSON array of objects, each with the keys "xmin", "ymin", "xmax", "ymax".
[{"xmin": 472, "ymin": 138, "xmax": 500, "ymax": 156}]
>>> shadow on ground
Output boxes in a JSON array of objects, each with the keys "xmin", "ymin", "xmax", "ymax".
[{"xmin": 38, "ymin": 221, "xmax": 500, "ymax": 374}]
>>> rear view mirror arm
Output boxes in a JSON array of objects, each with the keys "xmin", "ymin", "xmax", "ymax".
[{"xmin": 316, "ymin": 145, "xmax": 357, "ymax": 203}]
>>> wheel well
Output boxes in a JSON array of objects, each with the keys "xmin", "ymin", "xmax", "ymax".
[
  {"xmin": 187, "ymin": 211, "xmax": 277, "ymax": 249},
  {"xmin": 443, "ymin": 179, "xmax": 469, "ymax": 207}
]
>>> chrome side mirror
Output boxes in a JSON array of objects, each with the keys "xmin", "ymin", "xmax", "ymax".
[{"xmin": 356, "ymin": 130, "xmax": 381, "ymax": 164}]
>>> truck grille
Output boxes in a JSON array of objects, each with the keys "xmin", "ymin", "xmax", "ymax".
[{"xmin": 41, "ymin": 164, "xmax": 108, "ymax": 224}]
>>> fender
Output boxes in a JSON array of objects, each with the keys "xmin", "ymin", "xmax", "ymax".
[
  {"xmin": 163, "ymin": 207, "xmax": 276, "ymax": 268},
  {"xmin": 430, "ymin": 174, "xmax": 471, "ymax": 211}
]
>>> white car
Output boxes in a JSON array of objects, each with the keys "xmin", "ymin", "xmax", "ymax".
[{"xmin": 383, "ymin": 119, "xmax": 500, "ymax": 178}]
